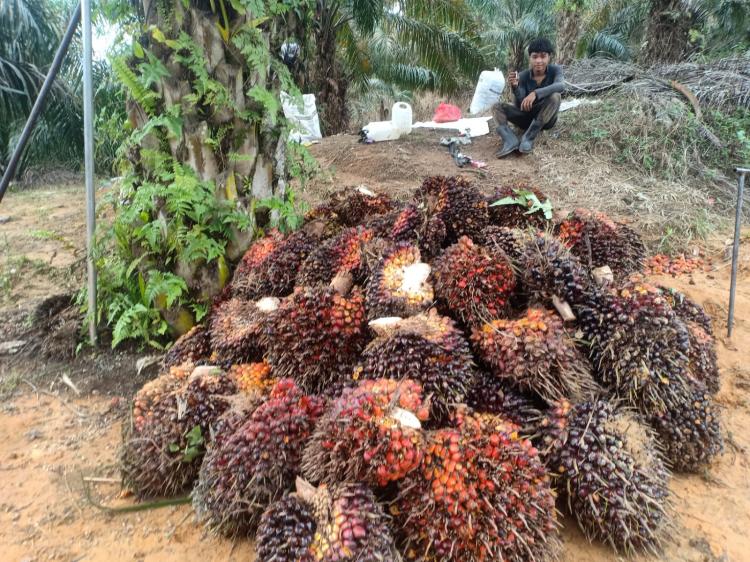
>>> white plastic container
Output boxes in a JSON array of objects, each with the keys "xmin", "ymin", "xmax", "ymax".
[
  {"xmin": 363, "ymin": 120, "xmax": 402, "ymax": 142},
  {"xmin": 469, "ymin": 69, "xmax": 506, "ymax": 115},
  {"xmin": 391, "ymin": 101, "xmax": 413, "ymax": 135}
]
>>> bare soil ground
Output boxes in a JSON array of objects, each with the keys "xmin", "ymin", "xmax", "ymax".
[{"xmin": 1, "ymin": 128, "xmax": 748, "ymax": 561}]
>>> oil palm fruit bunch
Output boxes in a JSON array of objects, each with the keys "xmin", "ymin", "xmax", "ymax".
[
  {"xmin": 431, "ymin": 236, "xmax": 516, "ymax": 327},
  {"xmin": 258, "ymin": 479, "xmax": 399, "ymax": 562},
  {"xmin": 303, "ymin": 378, "xmax": 429, "ymax": 487},
  {"xmin": 328, "ymin": 186, "xmax": 395, "ymax": 226},
  {"xmin": 228, "ymin": 361, "xmax": 277, "ymax": 396},
  {"xmin": 256, "ymin": 494, "xmax": 317, "ymax": 562},
  {"xmin": 486, "ymin": 182, "xmax": 551, "ymax": 230},
  {"xmin": 556, "ymin": 209, "xmax": 645, "ymax": 280},
  {"xmin": 394, "ymin": 409, "xmax": 559, "ymax": 562},
  {"xmin": 208, "ymin": 296, "xmax": 279, "ymax": 366},
  {"xmin": 413, "ymin": 175, "xmax": 489, "ymax": 243},
  {"xmin": 466, "ymin": 370, "xmax": 540, "ymax": 434},
  {"xmin": 648, "ymin": 384, "xmax": 723, "ymax": 472},
  {"xmin": 685, "ymin": 321, "xmax": 720, "ymax": 393},
  {"xmin": 233, "ymin": 230, "xmax": 319, "ymax": 299},
  {"xmin": 297, "ymin": 226, "xmax": 375, "ymax": 287},
  {"xmin": 163, "ymin": 324, "xmax": 212, "ymax": 369},
  {"xmin": 232, "ymin": 230, "xmax": 285, "ymax": 290},
  {"xmin": 121, "ymin": 365, "xmax": 237, "ymax": 499},
  {"xmin": 660, "ymin": 286, "xmax": 713, "ymax": 334},
  {"xmin": 365, "ymin": 243, "xmax": 433, "ymax": 319},
  {"xmin": 303, "ymin": 203, "xmax": 344, "ymax": 239},
  {"xmin": 381, "ymin": 204, "xmax": 448, "ymax": 261},
  {"xmin": 264, "ymin": 285, "xmax": 368, "ymax": 392},
  {"xmin": 577, "ymin": 279, "xmax": 691, "ymax": 415},
  {"xmin": 477, "ymin": 225, "xmax": 524, "ymax": 261},
  {"xmin": 470, "ymin": 307, "xmax": 595, "ymax": 404},
  {"xmin": 193, "ymin": 379, "xmax": 326, "ymax": 536},
  {"xmin": 359, "ymin": 312, "xmax": 475, "ymax": 421},
  {"xmin": 517, "ymin": 231, "xmax": 595, "ymax": 308},
  {"xmin": 540, "ymin": 399, "xmax": 671, "ymax": 555}
]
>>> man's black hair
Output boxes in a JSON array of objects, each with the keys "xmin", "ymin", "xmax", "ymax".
[{"xmin": 528, "ymin": 38, "xmax": 554, "ymax": 55}]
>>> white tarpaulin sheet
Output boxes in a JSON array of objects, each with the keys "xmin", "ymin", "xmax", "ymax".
[{"xmin": 412, "ymin": 116, "xmax": 493, "ymax": 137}]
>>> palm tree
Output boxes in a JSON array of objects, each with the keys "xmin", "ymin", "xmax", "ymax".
[{"xmin": 306, "ymin": 0, "xmax": 487, "ymax": 134}]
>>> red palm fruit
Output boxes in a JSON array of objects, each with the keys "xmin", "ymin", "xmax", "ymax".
[
  {"xmin": 208, "ymin": 296, "xmax": 279, "ymax": 366},
  {"xmin": 365, "ymin": 242, "xmax": 433, "ymax": 319},
  {"xmin": 413, "ymin": 175, "xmax": 489, "ymax": 243},
  {"xmin": 297, "ymin": 226, "xmax": 375, "ymax": 287},
  {"xmin": 303, "ymin": 378, "xmax": 429, "ymax": 487},
  {"xmin": 232, "ymin": 230, "xmax": 318, "ymax": 300},
  {"xmin": 486, "ymin": 181, "xmax": 551, "ymax": 229},
  {"xmin": 394, "ymin": 409, "xmax": 560, "ymax": 562},
  {"xmin": 432, "ymin": 236, "xmax": 516, "ymax": 327},
  {"xmin": 162, "ymin": 324, "xmax": 212, "ymax": 369},
  {"xmin": 193, "ymin": 379, "xmax": 326, "ymax": 536},
  {"xmin": 228, "ymin": 361, "xmax": 277, "ymax": 396},
  {"xmin": 359, "ymin": 311, "xmax": 475, "ymax": 422},
  {"xmin": 120, "ymin": 365, "xmax": 238, "ymax": 499},
  {"xmin": 539, "ymin": 399, "xmax": 671, "ymax": 555},
  {"xmin": 556, "ymin": 208, "xmax": 645, "ymax": 280},
  {"xmin": 264, "ymin": 287, "xmax": 369, "ymax": 392},
  {"xmin": 471, "ymin": 307, "xmax": 595, "ymax": 404}
]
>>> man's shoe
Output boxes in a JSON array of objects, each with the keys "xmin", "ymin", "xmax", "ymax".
[
  {"xmin": 495, "ymin": 124, "xmax": 519, "ymax": 158},
  {"xmin": 518, "ymin": 119, "xmax": 543, "ymax": 154}
]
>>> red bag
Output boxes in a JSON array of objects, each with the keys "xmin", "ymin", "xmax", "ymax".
[{"xmin": 433, "ymin": 102, "xmax": 462, "ymax": 123}]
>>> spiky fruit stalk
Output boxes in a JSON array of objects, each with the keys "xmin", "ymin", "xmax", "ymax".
[
  {"xmin": 366, "ymin": 243, "xmax": 433, "ymax": 319},
  {"xmin": 303, "ymin": 379, "xmax": 429, "ymax": 487},
  {"xmin": 518, "ymin": 231, "xmax": 595, "ymax": 307},
  {"xmin": 486, "ymin": 182, "xmax": 551, "ymax": 230},
  {"xmin": 232, "ymin": 230, "xmax": 318, "ymax": 300},
  {"xmin": 264, "ymin": 287, "xmax": 368, "ymax": 392},
  {"xmin": 395, "ymin": 410, "xmax": 559, "ymax": 562},
  {"xmin": 466, "ymin": 370, "xmax": 540, "ymax": 433},
  {"xmin": 358, "ymin": 311, "xmax": 475, "ymax": 421},
  {"xmin": 471, "ymin": 307, "xmax": 595, "ymax": 403},
  {"xmin": 256, "ymin": 495, "xmax": 317, "ymax": 562},
  {"xmin": 208, "ymin": 297, "xmax": 279, "ymax": 366},
  {"xmin": 163, "ymin": 325, "xmax": 212, "ymax": 369},
  {"xmin": 659, "ymin": 286, "xmax": 713, "ymax": 335},
  {"xmin": 539, "ymin": 400, "xmax": 671, "ymax": 555},
  {"xmin": 577, "ymin": 279, "xmax": 692, "ymax": 415},
  {"xmin": 431, "ymin": 236, "xmax": 516, "ymax": 327},
  {"xmin": 414, "ymin": 175, "xmax": 489, "ymax": 243},
  {"xmin": 556, "ymin": 208, "xmax": 645, "ymax": 280},
  {"xmin": 121, "ymin": 365, "xmax": 237, "ymax": 499},
  {"xmin": 193, "ymin": 379, "xmax": 326, "ymax": 536},
  {"xmin": 648, "ymin": 385, "xmax": 723, "ymax": 472},
  {"xmin": 297, "ymin": 227, "xmax": 375, "ymax": 287}
]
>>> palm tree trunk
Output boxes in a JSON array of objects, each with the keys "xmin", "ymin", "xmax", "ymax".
[
  {"xmin": 556, "ymin": 9, "xmax": 582, "ymax": 66},
  {"xmin": 641, "ymin": 0, "xmax": 695, "ymax": 64}
]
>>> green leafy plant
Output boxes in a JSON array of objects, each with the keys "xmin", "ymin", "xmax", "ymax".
[
  {"xmin": 490, "ymin": 189, "xmax": 554, "ymax": 219},
  {"xmin": 169, "ymin": 425, "xmax": 205, "ymax": 463}
]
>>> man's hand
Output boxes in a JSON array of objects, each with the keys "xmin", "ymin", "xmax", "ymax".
[
  {"xmin": 509, "ymin": 71, "xmax": 519, "ymax": 88},
  {"xmin": 521, "ymin": 91, "xmax": 537, "ymax": 112}
]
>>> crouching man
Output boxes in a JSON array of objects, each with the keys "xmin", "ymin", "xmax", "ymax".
[{"xmin": 493, "ymin": 38, "xmax": 563, "ymax": 158}]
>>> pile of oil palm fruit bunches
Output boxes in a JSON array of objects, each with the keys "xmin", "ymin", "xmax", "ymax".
[{"xmin": 120, "ymin": 176, "xmax": 722, "ymax": 562}]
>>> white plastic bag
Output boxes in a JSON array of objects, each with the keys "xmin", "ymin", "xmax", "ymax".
[
  {"xmin": 281, "ymin": 91, "xmax": 323, "ymax": 142},
  {"xmin": 469, "ymin": 69, "xmax": 506, "ymax": 115}
]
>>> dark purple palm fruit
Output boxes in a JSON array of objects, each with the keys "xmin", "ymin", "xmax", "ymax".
[
  {"xmin": 328, "ymin": 186, "xmax": 396, "ymax": 226},
  {"xmin": 263, "ymin": 284, "xmax": 369, "ymax": 393},
  {"xmin": 359, "ymin": 311, "xmax": 475, "ymax": 422},
  {"xmin": 466, "ymin": 370, "xmax": 540, "ymax": 434},
  {"xmin": 477, "ymin": 225, "xmax": 525, "ymax": 262},
  {"xmin": 413, "ymin": 175, "xmax": 489, "ymax": 243},
  {"xmin": 540, "ymin": 399, "xmax": 672, "ymax": 555},
  {"xmin": 208, "ymin": 296, "xmax": 279, "ymax": 367},
  {"xmin": 256, "ymin": 495, "xmax": 317, "ymax": 562},
  {"xmin": 659, "ymin": 286, "xmax": 713, "ymax": 335},
  {"xmin": 486, "ymin": 181, "xmax": 551, "ymax": 230},
  {"xmin": 556, "ymin": 208, "xmax": 645, "ymax": 280},
  {"xmin": 648, "ymin": 383, "xmax": 723, "ymax": 472},
  {"xmin": 365, "ymin": 242, "xmax": 433, "ymax": 319},
  {"xmin": 193, "ymin": 379, "xmax": 326, "ymax": 536},
  {"xmin": 296, "ymin": 226, "xmax": 375, "ymax": 287},
  {"xmin": 471, "ymin": 307, "xmax": 596, "ymax": 404},
  {"xmin": 163, "ymin": 324, "xmax": 212, "ymax": 369},
  {"xmin": 120, "ymin": 365, "xmax": 237, "ymax": 499}
]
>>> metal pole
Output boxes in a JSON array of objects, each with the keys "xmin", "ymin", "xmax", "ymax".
[
  {"xmin": 728, "ymin": 167, "xmax": 749, "ymax": 338},
  {"xmin": 0, "ymin": 2, "xmax": 82, "ymax": 203},
  {"xmin": 82, "ymin": 0, "xmax": 97, "ymax": 345}
]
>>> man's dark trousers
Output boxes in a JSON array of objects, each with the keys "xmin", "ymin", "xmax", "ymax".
[{"xmin": 493, "ymin": 92, "xmax": 561, "ymax": 131}]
